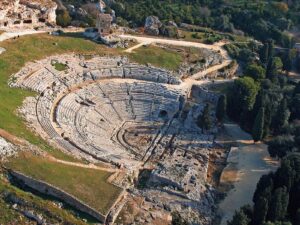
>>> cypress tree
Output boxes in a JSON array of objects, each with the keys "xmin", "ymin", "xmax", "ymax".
[
  {"xmin": 252, "ymin": 107, "xmax": 265, "ymax": 142},
  {"xmin": 268, "ymin": 187, "xmax": 289, "ymax": 222},
  {"xmin": 272, "ymin": 98, "xmax": 290, "ymax": 134},
  {"xmin": 261, "ymin": 42, "xmax": 269, "ymax": 65},
  {"xmin": 268, "ymin": 40, "xmax": 274, "ymax": 61},
  {"xmin": 216, "ymin": 95, "xmax": 227, "ymax": 123},
  {"xmin": 253, "ymin": 197, "xmax": 269, "ymax": 225}
]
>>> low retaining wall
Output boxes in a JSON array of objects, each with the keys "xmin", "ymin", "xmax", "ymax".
[{"xmin": 9, "ymin": 170, "xmax": 106, "ymax": 222}]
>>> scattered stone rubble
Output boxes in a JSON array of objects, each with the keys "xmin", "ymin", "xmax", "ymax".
[
  {"xmin": 10, "ymin": 53, "xmax": 224, "ymax": 224},
  {"xmin": 0, "ymin": 137, "xmax": 18, "ymax": 159}
]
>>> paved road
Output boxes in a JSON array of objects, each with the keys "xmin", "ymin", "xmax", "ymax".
[{"xmin": 218, "ymin": 123, "xmax": 278, "ymax": 225}]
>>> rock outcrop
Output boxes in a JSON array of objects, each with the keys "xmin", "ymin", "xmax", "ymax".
[
  {"xmin": 144, "ymin": 16, "xmax": 162, "ymax": 36},
  {"xmin": 0, "ymin": 0, "xmax": 57, "ymax": 29}
]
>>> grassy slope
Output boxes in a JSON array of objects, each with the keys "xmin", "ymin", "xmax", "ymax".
[
  {"xmin": 0, "ymin": 174, "xmax": 87, "ymax": 224},
  {"xmin": 6, "ymin": 154, "xmax": 122, "ymax": 215},
  {"xmin": 127, "ymin": 44, "xmax": 183, "ymax": 70}
]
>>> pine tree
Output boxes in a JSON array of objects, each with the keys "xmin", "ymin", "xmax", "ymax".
[
  {"xmin": 252, "ymin": 107, "xmax": 265, "ymax": 142},
  {"xmin": 216, "ymin": 95, "xmax": 227, "ymax": 123}
]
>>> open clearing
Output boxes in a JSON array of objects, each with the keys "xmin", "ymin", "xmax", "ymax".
[{"xmin": 218, "ymin": 123, "xmax": 278, "ymax": 225}]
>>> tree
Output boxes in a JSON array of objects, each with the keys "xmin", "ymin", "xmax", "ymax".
[
  {"xmin": 296, "ymin": 209, "xmax": 300, "ymax": 225},
  {"xmin": 253, "ymin": 197, "xmax": 269, "ymax": 225},
  {"xmin": 260, "ymin": 42, "xmax": 269, "ymax": 64},
  {"xmin": 268, "ymin": 187, "xmax": 289, "ymax": 222},
  {"xmin": 253, "ymin": 107, "xmax": 265, "ymax": 142},
  {"xmin": 216, "ymin": 95, "xmax": 227, "ymax": 122},
  {"xmin": 266, "ymin": 57, "xmax": 283, "ymax": 80},
  {"xmin": 228, "ymin": 77, "xmax": 259, "ymax": 120},
  {"xmin": 291, "ymin": 94, "xmax": 300, "ymax": 120},
  {"xmin": 245, "ymin": 63, "xmax": 266, "ymax": 80},
  {"xmin": 227, "ymin": 210, "xmax": 250, "ymax": 225},
  {"xmin": 294, "ymin": 82, "xmax": 300, "ymax": 96},
  {"xmin": 268, "ymin": 135, "xmax": 294, "ymax": 158},
  {"xmin": 197, "ymin": 104, "xmax": 212, "ymax": 132},
  {"xmin": 282, "ymin": 49, "xmax": 295, "ymax": 72},
  {"xmin": 272, "ymin": 98, "xmax": 290, "ymax": 134},
  {"xmin": 253, "ymin": 174, "xmax": 274, "ymax": 203},
  {"xmin": 56, "ymin": 9, "xmax": 72, "ymax": 27},
  {"xmin": 268, "ymin": 40, "xmax": 274, "ymax": 61}
]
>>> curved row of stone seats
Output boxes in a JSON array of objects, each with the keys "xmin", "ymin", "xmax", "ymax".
[
  {"xmin": 56, "ymin": 93, "xmax": 81, "ymax": 125},
  {"xmin": 123, "ymin": 66, "xmax": 179, "ymax": 85},
  {"xmin": 21, "ymin": 68, "xmax": 56, "ymax": 93},
  {"xmin": 82, "ymin": 57, "xmax": 123, "ymax": 70},
  {"xmin": 94, "ymin": 99, "xmax": 123, "ymax": 124}
]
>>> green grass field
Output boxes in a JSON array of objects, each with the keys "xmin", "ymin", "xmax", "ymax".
[
  {"xmin": 6, "ymin": 154, "xmax": 122, "ymax": 215},
  {"xmin": 0, "ymin": 172, "xmax": 87, "ymax": 224},
  {"xmin": 127, "ymin": 44, "xmax": 183, "ymax": 70}
]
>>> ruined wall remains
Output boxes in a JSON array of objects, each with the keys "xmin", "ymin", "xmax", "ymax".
[
  {"xmin": 9, "ymin": 170, "xmax": 106, "ymax": 222},
  {"xmin": 0, "ymin": 0, "xmax": 57, "ymax": 28}
]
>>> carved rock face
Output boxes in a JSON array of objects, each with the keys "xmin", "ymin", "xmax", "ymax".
[{"xmin": 0, "ymin": 0, "xmax": 57, "ymax": 28}]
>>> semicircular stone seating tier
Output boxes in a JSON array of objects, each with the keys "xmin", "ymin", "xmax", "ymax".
[{"xmin": 11, "ymin": 54, "xmax": 186, "ymax": 168}]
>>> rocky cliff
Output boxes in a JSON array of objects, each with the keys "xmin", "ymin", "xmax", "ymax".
[{"xmin": 0, "ymin": 0, "xmax": 57, "ymax": 28}]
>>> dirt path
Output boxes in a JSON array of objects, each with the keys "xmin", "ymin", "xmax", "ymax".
[
  {"xmin": 0, "ymin": 128, "xmax": 117, "ymax": 173},
  {"xmin": 218, "ymin": 122, "xmax": 278, "ymax": 225},
  {"xmin": 0, "ymin": 30, "xmax": 46, "ymax": 42},
  {"xmin": 120, "ymin": 34, "xmax": 232, "ymax": 80}
]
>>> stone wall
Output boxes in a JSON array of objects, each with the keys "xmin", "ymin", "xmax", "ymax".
[{"xmin": 9, "ymin": 170, "xmax": 107, "ymax": 223}]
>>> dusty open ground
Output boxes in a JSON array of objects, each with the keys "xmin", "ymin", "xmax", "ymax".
[{"xmin": 218, "ymin": 123, "xmax": 278, "ymax": 225}]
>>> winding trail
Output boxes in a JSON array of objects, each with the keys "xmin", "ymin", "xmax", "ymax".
[{"xmin": 120, "ymin": 34, "xmax": 232, "ymax": 80}]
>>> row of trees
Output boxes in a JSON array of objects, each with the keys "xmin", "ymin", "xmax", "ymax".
[{"xmin": 226, "ymin": 39, "xmax": 300, "ymax": 147}]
